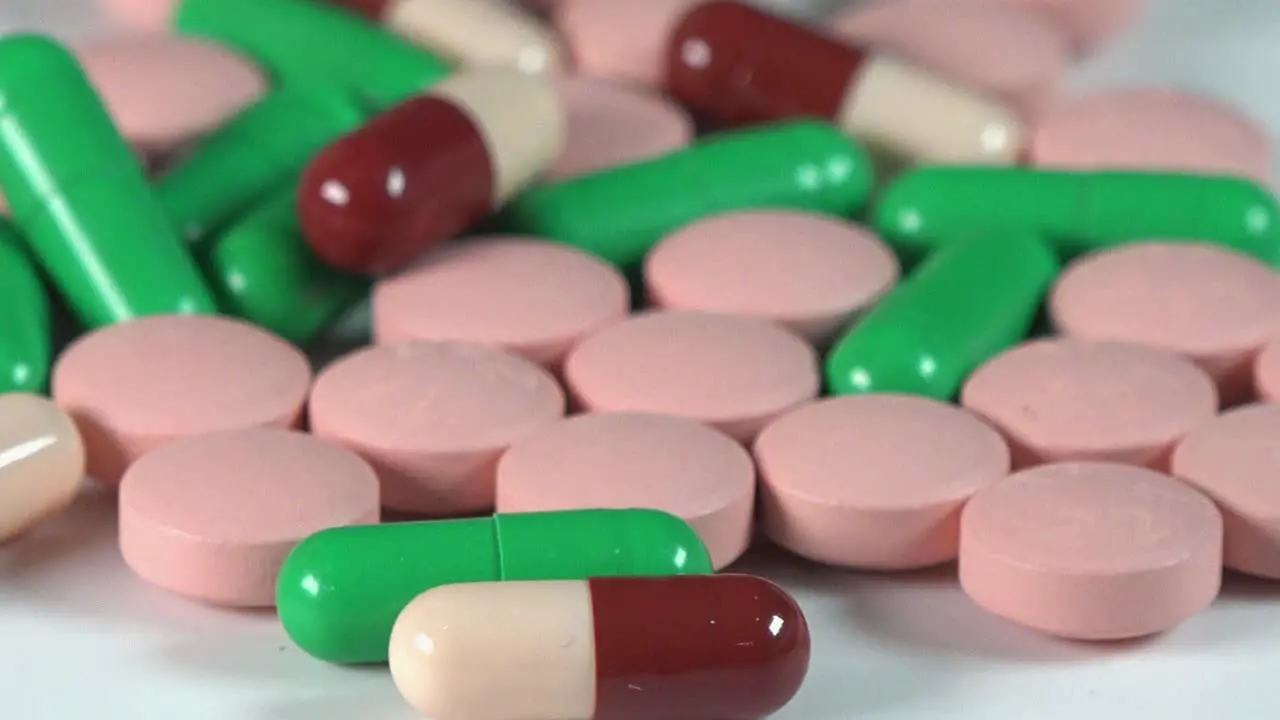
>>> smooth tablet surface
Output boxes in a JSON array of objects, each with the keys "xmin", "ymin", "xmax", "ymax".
[
  {"xmin": 119, "ymin": 428, "xmax": 380, "ymax": 607},
  {"xmin": 309, "ymin": 342, "xmax": 565, "ymax": 515},
  {"xmin": 1031, "ymin": 88, "xmax": 1274, "ymax": 184},
  {"xmin": 1253, "ymin": 336, "xmax": 1280, "ymax": 403},
  {"xmin": 645, "ymin": 211, "xmax": 899, "ymax": 345},
  {"xmin": 550, "ymin": 76, "xmax": 694, "ymax": 180},
  {"xmin": 554, "ymin": 0, "xmax": 699, "ymax": 88},
  {"xmin": 1051, "ymin": 242, "xmax": 1280, "ymax": 404},
  {"xmin": 100, "ymin": 0, "xmax": 178, "ymax": 31},
  {"xmin": 961, "ymin": 339, "xmax": 1218, "ymax": 470},
  {"xmin": 496, "ymin": 412, "xmax": 755, "ymax": 568},
  {"xmin": 373, "ymin": 238, "xmax": 629, "ymax": 370},
  {"xmin": 832, "ymin": 0, "xmax": 1070, "ymax": 118},
  {"xmin": 755, "ymin": 394, "xmax": 1010, "ymax": 570},
  {"xmin": 52, "ymin": 315, "xmax": 311, "ymax": 487},
  {"xmin": 996, "ymin": 0, "xmax": 1142, "ymax": 50},
  {"xmin": 0, "ymin": 393, "xmax": 85, "ymax": 543},
  {"xmin": 960, "ymin": 461, "xmax": 1222, "ymax": 640},
  {"xmin": 564, "ymin": 310, "xmax": 820, "ymax": 443}
]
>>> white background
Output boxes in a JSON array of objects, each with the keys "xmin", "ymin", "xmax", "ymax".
[{"xmin": 4, "ymin": 0, "xmax": 1280, "ymax": 718}]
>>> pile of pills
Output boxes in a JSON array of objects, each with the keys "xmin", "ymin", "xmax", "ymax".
[{"xmin": 2, "ymin": 0, "xmax": 1278, "ymax": 716}]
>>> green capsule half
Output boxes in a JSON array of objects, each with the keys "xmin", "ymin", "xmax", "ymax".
[
  {"xmin": 825, "ymin": 231, "xmax": 1059, "ymax": 399},
  {"xmin": 495, "ymin": 120, "xmax": 874, "ymax": 272},
  {"xmin": 0, "ymin": 221, "xmax": 51, "ymax": 393},
  {"xmin": 276, "ymin": 508, "xmax": 713, "ymax": 664}
]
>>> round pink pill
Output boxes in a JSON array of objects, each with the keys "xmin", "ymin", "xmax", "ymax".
[
  {"xmin": 1252, "ymin": 337, "xmax": 1280, "ymax": 403},
  {"xmin": 119, "ymin": 427, "xmax": 380, "ymax": 607},
  {"xmin": 372, "ymin": 237, "xmax": 630, "ymax": 370},
  {"xmin": 1031, "ymin": 88, "xmax": 1274, "ymax": 185},
  {"xmin": 550, "ymin": 76, "xmax": 694, "ymax": 181},
  {"xmin": 1051, "ymin": 242, "xmax": 1280, "ymax": 405},
  {"xmin": 754, "ymin": 394, "xmax": 1010, "ymax": 570},
  {"xmin": 831, "ymin": 0, "xmax": 1070, "ymax": 118},
  {"xmin": 995, "ymin": 0, "xmax": 1142, "ymax": 51},
  {"xmin": 554, "ymin": 0, "xmax": 699, "ymax": 88},
  {"xmin": 960, "ymin": 461, "xmax": 1222, "ymax": 640},
  {"xmin": 309, "ymin": 342, "xmax": 565, "ymax": 516},
  {"xmin": 52, "ymin": 315, "xmax": 312, "ymax": 487},
  {"xmin": 100, "ymin": 0, "xmax": 179, "ymax": 32},
  {"xmin": 564, "ymin": 310, "xmax": 820, "ymax": 443},
  {"xmin": 644, "ymin": 211, "xmax": 899, "ymax": 346},
  {"xmin": 961, "ymin": 339, "xmax": 1218, "ymax": 470},
  {"xmin": 496, "ymin": 412, "xmax": 755, "ymax": 569}
]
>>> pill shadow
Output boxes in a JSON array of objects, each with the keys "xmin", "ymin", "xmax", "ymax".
[
  {"xmin": 252, "ymin": 686, "xmax": 410, "ymax": 720},
  {"xmin": 1, "ymin": 480, "xmax": 118, "ymax": 584}
]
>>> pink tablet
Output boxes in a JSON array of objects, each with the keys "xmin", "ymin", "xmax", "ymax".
[
  {"xmin": 52, "ymin": 315, "xmax": 312, "ymax": 487},
  {"xmin": 1031, "ymin": 88, "xmax": 1274, "ymax": 185},
  {"xmin": 119, "ymin": 427, "xmax": 380, "ymax": 607},
  {"xmin": 754, "ymin": 394, "xmax": 1010, "ymax": 570},
  {"xmin": 1051, "ymin": 242, "xmax": 1280, "ymax": 405},
  {"xmin": 554, "ymin": 0, "xmax": 699, "ymax": 88},
  {"xmin": 831, "ymin": 0, "xmax": 1070, "ymax": 118},
  {"xmin": 960, "ymin": 338, "xmax": 1218, "ymax": 470},
  {"xmin": 373, "ymin": 237, "xmax": 629, "ymax": 370},
  {"xmin": 0, "ymin": 394, "xmax": 85, "ymax": 543},
  {"xmin": 644, "ymin": 211, "xmax": 899, "ymax": 346},
  {"xmin": 1173, "ymin": 403, "xmax": 1280, "ymax": 579},
  {"xmin": 1253, "ymin": 337, "xmax": 1280, "ymax": 403},
  {"xmin": 563, "ymin": 310, "xmax": 820, "ymax": 443},
  {"xmin": 550, "ymin": 76, "xmax": 694, "ymax": 181},
  {"xmin": 995, "ymin": 0, "xmax": 1142, "ymax": 51},
  {"xmin": 100, "ymin": 0, "xmax": 178, "ymax": 32},
  {"xmin": 496, "ymin": 412, "xmax": 755, "ymax": 568},
  {"xmin": 309, "ymin": 341, "xmax": 565, "ymax": 516},
  {"xmin": 960, "ymin": 461, "xmax": 1222, "ymax": 640}
]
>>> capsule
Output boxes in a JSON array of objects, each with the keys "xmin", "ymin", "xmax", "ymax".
[
  {"xmin": 390, "ymin": 575, "xmax": 810, "ymax": 720},
  {"xmin": 299, "ymin": 69, "xmax": 564, "ymax": 276},
  {"xmin": 0, "ymin": 393, "xmax": 85, "ymax": 543},
  {"xmin": 496, "ymin": 119, "xmax": 874, "ymax": 271},
  {"xmin": 0, "ymin": 35, "xmax": 216, "ymax": 328},
  {"xmin": 825, "ymin": 231, "xmax": 1058, "ymax": 399},
  {"xmin": 173, "ymin": 0, "xmax": 450, "ymax": 111},
  {"xmin": 276, "ymin": 508, "xmax": 713, "ymax": 664},
  {"xmin": 875, "ymin": 167, "xmax": 1280, "ymax": 266},
  {"xmin": 666, "ymin": 1, "xmax": 1023, "ymax": 167},
  {"xmin": 323, "ymin": 0, "xmax": 566, "ymax": 75},
  {"xmin": 0, "ymin": 222, "xmax": 50, "ymax": 394}
]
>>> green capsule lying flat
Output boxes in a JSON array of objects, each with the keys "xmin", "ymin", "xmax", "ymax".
[
  {"xmin": 825, "ymin": 231, "xmax": 1059, "ymax": 399},
  {"xmin": 0, "ymin": 221, "xmax": 50, "ymax": 393},
  {"xmin": 276, "ymin": 508, "xmax": 713, "ymax": 664}
]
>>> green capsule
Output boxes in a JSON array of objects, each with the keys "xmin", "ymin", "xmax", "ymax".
[
  {"xmin": 875, "ymin": 167, "xmax": 1280, "ymax": 265},
  {"xmin": 495, "ymin": 120, "xmax": 875, "ymax": 271},
  {"xmin": 0, "ymin": 35, "xmax": 216, "ymax": 329},
  {"xmin": 206, "ymin": 183, "xmax": 370, "ymax": 345},
  {"xmin": 174, "ymin": 0, "xmax": 450, "ymax": 111},
  {"xmin": 157, "ymin": 89, "xmax": 367, "ymax": 248},
  {"xmin": 277, "ymin": 508, "xmax": 713, "ymax": 664},
  {"xmin": 825, "ymin": 231, "xmax": 1059, "ymax": 399},
  {"xmin": 0, "ymin": 221, "xmax": 51, "ymax": 393}
]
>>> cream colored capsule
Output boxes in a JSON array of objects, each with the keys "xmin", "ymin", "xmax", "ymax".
[{"xmin": 0, "ymin": 393, "xmax": 85, "ymax": 541}]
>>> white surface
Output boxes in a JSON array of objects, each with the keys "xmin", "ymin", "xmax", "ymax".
[{"xmin": 5, "ymin": 0, "xmax": 1280, "ymax": 718}]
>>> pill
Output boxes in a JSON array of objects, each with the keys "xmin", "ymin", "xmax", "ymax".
[
  {"xmin": 102, "ymin": 0, "xmax": 175, "ymax": 31},
  {"xmin": 565, "ymin": 311, "xmax": 819, "ymax": 442},
  {"xmin": 1031, "ymin": 88, "xmax": 1274, "ymax": 185},
  {"xmin": 997, "ymin": 0, "xmax": 1142, "ymax": 51},
  {"xmin": 831, "ymin": 0, "xmax": 1070, "ymax": 119},
  {"xmin": 755, "ymin": 394, "xmax": 1010, "ymax": 570},
  {"xmin": 389, "ymin": 575, "xmax": 810, "ymax": 720},
  {"xmin": 497, "ymin": 412, "xmax": 755, "ymax": 568},
  {"xmin": 1254, "ymin": 337, "xmax": 1280, "ymax": 403},
  {"xmin": 874, "ymin": 167, "xmax": 1280, "ymax": 265},
  {"xmin": 645, "ymin": 210, "xmax": 899, "ymax": 346},
  {"xmin": 52, "ymin": 315, "xmax": 311, "ymax": 486},
  {"xmin": 496, "ymin": 120, "xmax": 874, "ymax": 272},
  {"xmin": 299, "ymin": 69, "xmax": 565, "ymax": 276},
  {"xmin": 1050, "ymin": 242, "xmax": 1280, "ymax": 405},
  {"xmin": 75, "ymin": 36, "xmax": 267, "ymax": 159},
  {"xmin": 550, "ymin": 76, "xmax": 694, "ymax": 181},
  {"xmin": 323, "ymin": 0, "xmax": 565, "ymax": 75},
  {"xmin": 961, "ymin": 338, "xmax": 1218, "ymax": 469},
  {"xmin": 172, "ymin": 0, "xmax": 450, "ymax": 112},
  {"xmin": 0, "ymin": 221, "xmax": 51, "ymax": 394},
  {"xmin": 666, "ymin": 1, "xmax": 1024, "ymax": 167},
  {"xmin": 0, "ymin": 393, "xmax": 85, "ymax": 543},
  {"xmin": 309, "ymin": 341, "xmax": 565, "ymax": 515},
  {"xmin": 554, "ymin": 0, "xmax": 699, "ymax": 88},
  {"xmin": 0, "ymin": 35, "xmax": 216, "ymax": 328},
  {"xmin": 373, "ymin": 237, "xmax": 628, "ymax": 370},
  {"xmin": 826, "ymin": 232, "xmax": 1058, "ymax": 399},
  {"xmin": 119, "ymin": 428, "xmax": 379, "ymax": 607},
  {"xmin": 959, "ymin": 461, "xmax": 1222, "ymax": 640},
  {"xmin": 279, "ymin": 509, "xmax": 712, "ymax": 664},
  {"xmin": 156, "ymin": 88, "xmax": 368, "ymax": 247}
]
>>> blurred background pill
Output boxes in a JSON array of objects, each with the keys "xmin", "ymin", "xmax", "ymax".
[
  {"xmin": 554, "ymin": 0, "xmax": 698, "ymax": 88},
  {"xmin": 996, "ymin": 0, "xmax": 1143, "ymax": 52}
]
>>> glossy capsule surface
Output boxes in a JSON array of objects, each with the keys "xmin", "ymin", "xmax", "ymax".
[
  {"xmin": 390, "ymin": 575, "xmax": 811, "ymax": 720},
  {"xmin": 0, "ymin": 221, "xmax": 50, "ymax": 393}
]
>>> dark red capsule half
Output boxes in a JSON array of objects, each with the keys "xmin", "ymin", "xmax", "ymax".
[{"xmin": 319, "ymin": 0, "xmax": 392, "ymax": 21}]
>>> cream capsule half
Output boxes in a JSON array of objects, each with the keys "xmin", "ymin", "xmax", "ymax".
[{"xmin": 0, "ymin": 393, "xmax": 85, "ymax": 541}]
